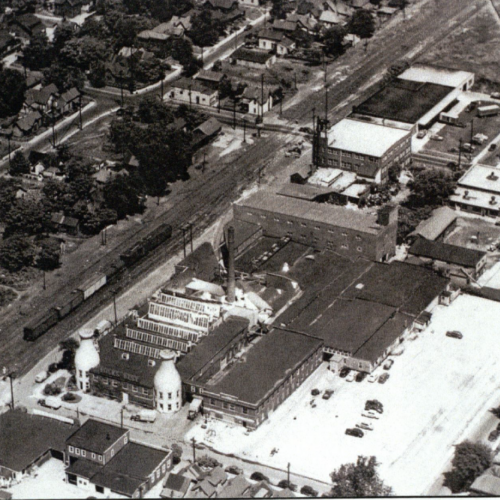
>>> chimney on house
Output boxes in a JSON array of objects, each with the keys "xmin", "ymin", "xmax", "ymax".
[{"xmin": 227, "ymin": 226, "xmax": 236, "ymax": 303}]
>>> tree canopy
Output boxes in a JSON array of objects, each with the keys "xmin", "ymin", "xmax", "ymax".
[
  {"xmin": 9, "ymin": 151, "xmax": 30, "ymax": 177},
  {"xmin": 407, "ymin": 169, "xmax": 456, "ymax": 208},
  {"xmin": 330, "ymin": 456, "xmax": 392, "ymax": 497},
  {"xmin": 348, "ymin": 9, "xmax": 375, "ymax": 39},
  {"xmin": 0, "ymin": 235, "xmax": 37, "ymax": 272},
  {"xmin": 323, "ymin": 26, "xmax": 347, "ymax": 56},
  {"xmin": 0, "ymin": 68, "xmax": 26, "ymax": 118}
]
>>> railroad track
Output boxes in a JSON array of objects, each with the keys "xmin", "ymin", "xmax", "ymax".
[{"xmin": 1, "ymin": 0, "xmax": 483, "ymax": 375}]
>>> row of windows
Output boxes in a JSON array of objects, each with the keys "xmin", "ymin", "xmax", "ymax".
[
  {"xmin": 156, "ymin": 390, "xmax": 180, "ymax": 400},
  {"xmin": 68, "ymin": 446, "xmax": 102, "ymax": 462},
  {"xmin": 208, "ymin": 398, "xmax": 249, "ymax": 414},
  {"xmin": 115, "ymin": 338, "xmax": 162, "ymax": 359},
  {"xmin": 96, "ymin": 376, "xmax": 149, "ymax": 395},
  {"xmin": 157, "ymin": 293, "xmax": 220, "ymax": 318},
  {"xmin": 128, "ymin": 324, "xmax": 194, "ymax": 350},
  {"xmin": 149, "ymin": 302, "xmax": 210, "ymax": 330}
]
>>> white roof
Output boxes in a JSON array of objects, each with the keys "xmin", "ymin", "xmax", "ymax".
[
  {"xmin": 328, "ymin": 119, "xmax": 409, "ymax": 157},
  {"xmin": 399, "ymin": 65, "xmax": 474, "ymax": 89},
  {"xmin": 450, "ymin": 187, "xmax": 500, "ymax": 211},
  {"xmin": 458, "ymin": 164, "xmax": 500, "ymax": 194},
  {"xmin": 319, "ymin": 10, "xmax": 340, "ymax": 24}
]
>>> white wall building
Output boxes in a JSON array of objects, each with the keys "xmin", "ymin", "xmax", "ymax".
[
  {"xmin": 75, "ymin": 329, "xmax": 100, "ymax": 392},
  {"xmin": 154, "ymin": 351, "xmax": 182, "ymax": 414}
]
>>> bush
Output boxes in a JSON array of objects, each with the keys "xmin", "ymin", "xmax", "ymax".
[
  {"xmin": 251, "ymin": 472, "xmax": 269, "ymax": 482},
  {"xmin": 62, "ymin": 392, "xmax": 77, "ymax": 401},
  {"xmin": 301, "ymin": 485, "xmax": 318, "ymax": 497},
  {"xmin": 48, "ymin": 363, "xmax": 59, "ymax": 374},
  {"xmin": 171, "ymin": 443, "xmax": 183, "ymax": 465},
  {"xmin": 197, "ymin": 455, "xmax": 220, "ymax": 469},
  {"xmin": 43, "ymin": 382, "xmax": 62, "ymax": 396},
  {"xmin": 278, "ymin": 480, "xmax": 297, "ymax": 491}
]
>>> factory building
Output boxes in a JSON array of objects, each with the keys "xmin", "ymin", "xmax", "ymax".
[{"xmin": 233, "ymin": 189, "xmax": 398, "ymax": 262}]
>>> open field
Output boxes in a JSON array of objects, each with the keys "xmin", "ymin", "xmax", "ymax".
[
  {"xmin": 187, "ymin": 294, "xmax": 500, "ymax": 496},
  {"xmin": 420, "ymin": 5, "xmax": 500, "ymax": 91}
]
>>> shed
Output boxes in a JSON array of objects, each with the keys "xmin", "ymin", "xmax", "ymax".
[{"xmin": 192, "ymin": 118, "xmax": 222, "ymax": 147}]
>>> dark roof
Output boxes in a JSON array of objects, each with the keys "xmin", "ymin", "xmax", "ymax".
[
  {"xmin": 207, "ymin": 466, "xmax": 227, "ymax": 486},
  {"xmin": 208, "ymin": 329, "xmax": 322, "ymax": 405},
  {"xmin": 258, "ymin": 28, "xmax": 285, "ymax": 42},
  {"xmin": 224, "ymin": 219, "xmax": 262, "ymax": 251},
  {"xmin": 164, "ymin": 473, "xmax": 191, "ymax": 494},
  {"xmin": 66, "ymin": 419, "xmax": 128, "ymax": 454},
  {"xmin": 61, "ymin": 87, "xmax": 80, "ymax": 103},
  {"xmin": 232, "ymin": 48, "xmax": 274, "ymax": 64},
  {"xmin": 90, "ymin": 330, "xmax": 159, "ymax": 387},
  {"xmin": 0, "ymin": 410, "xmax": 77, "ymax": 473},
  {"xmin": 177, "ymin": 317, "xmax": 249, "ymax": 382},
  {"xmin": 63, "ymin": 216, "xmax": 80, "ymax": 228},
  {"xmin": 409, "ymin": 237, "xmax": 486, "ymax": 268},
  {"xmin": 66, "ymin": 458, "xmax": 103, "ymax": 479},
  {"xmin": 205, "ymin": 0, "xmax": 238, "ymax": 9},
  {"xmin": 13, "ymin": 13, "xmax": 41, "ymax": 30},
  {"xmin": 174, "ymin": 242, "xmax": 219, "ymax": 282},
  {"xmin": 15, "ymin": 111, "xmax": 42, "ymax": 132},
  {"xmin": 194, "ymin": 117, "xmax": 222, "ymax": 137},
  {"xmin": 356, "ymin": 79, "xmax": 453, "ymax": 124},
  {"xmin": 91, "ymin": 469, "xmax": 144, "ymax": 497},
  {"xmin": 272, "ymin": 19, "xmax": 297, "ymax": 32},
  {"xmin": 0, "ymin": 490, "xmax": 13, "ymax": 500},
  {"xmin": 172, "ymin": 77, "xmax": 217, "ymax": 94},
  {"xmin": 196, "ymin": 69, "xmax": 225, "ymax": 83}
]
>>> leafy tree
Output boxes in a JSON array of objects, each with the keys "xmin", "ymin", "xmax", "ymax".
[
  {"xmin": 397, "ymin": 206, "xmax": 431, "ymax": 244},
  {"xmin": 0, "ymin": 178, "xmax": 20, "ymax": 221},
  {"xmin": 103, "ymin": 175, "xmax": 144, "ymax": 219},
  {"xmin": 43, "ymin": 63, "xmax": 85, "ymax": 92},
  {"xmin": 22, "ymin": 32, "xmax": 53, "ymax": 70},
  {"xmin": 444, "ymin": 441, "xmax": 492, "ymax": 493},
  {"xmin": 348, "ymin": 9, "xmax": 375, "ymax": 39},
  {"xmin": 270, "ymin": 0, "xmax": 287, "ymax": 19},
  {"xmin": 58, "ymin": 338, "xmax": 80, "ymax": 371},
  {"xmin": 0, "ymin": 235, "xmax": 37, "ymax": 271},
  {"xmin": 9, "ymin": 151, "xmax": 30, "ymax": 176},
  {"xmin": 59, "ymin": 37, "xmax": 108, "ymax": 71},
  {"xmin": 0, "ymin": 68, "xmax": 26, "ymax": 118},
  {"xmin": 388, "ymin": 163, "xmax": 402, "ymax": 184},
  {"xmin": 330, "ymin": 456, "xmax": 392, "ymax": 497},
  {"xmin": 81, "ymin": 208, "xmax": 118, "ymax": 235},
  {"xmin": 4, "ymin": 199, "xmax": 47, "ymax": 238},
  {"xmin": 323, "ymin": 26, "xmax": 347, "ymax": 56},
  {"xmin": 137, "ymin": 96, "xmax": 173, "ymax": 124},
  {"xmin": 52, "ymin": 23, "xmax": 75, "ymax": 56},
  {"xmin": 407, "ymin": 169, "xmax": 456, "ymax": 208},
  {"xmin": 89, "ymin": 60, "xmax": 107, "ymax": 88},
  {"xmin": 278, "ymin": 480, "xmax": 297, "ymax": 492},
  {"xmin": 171, "ymin": 443, "xmax": 183, "ymax": 465},
  {"xmin": 189, "ymin": 10, "xmax": 223, "ymax": 47},
  {"xmin": 37, "ymin": 238, "xmax": 61, "ymax": 271}
]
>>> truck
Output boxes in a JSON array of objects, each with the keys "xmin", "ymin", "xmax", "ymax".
[
  {"xmin": 130, "ymin": 409, "xmax": 157, "ymax": 423},
  {"xmin": 478, "ymin": 105, "xmax": 500, "ymax": 118},
  {"xmin": 38, "ymin": 397, "xmax": 62, "ymax": 410},
  {"xmin": 439, "ymin": 111, "xmax": 459, "ymax": 125},
  {"xmin": 188, "ymin": 398, "xmax": 203, "ymax": 420}
]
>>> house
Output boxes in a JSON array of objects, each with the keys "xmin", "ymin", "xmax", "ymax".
[
  {"xmin": 180, "ymin": 463, "xmax": 207, "ymax": 483},
  {"xmin": 408, "ymin": 236, "xmax": 487, "ymax": 285},
  {"xmin": 205, "ymin": 466, "xmax": 227, "ymax": 488},
  {"xmin": 470, "ymin": 472, "xmax": 500, "ymax": 496},
  {"xmin": 137, "ymin": 30, "xmax": 170, "ymax": 48},
  {"xmin": 319, "ymin": 10, "xmax": 341, "ymax": 26},
  {"xmin": 23, "ymin": 83, "xmax": 60, "ymax": 115},
  {"xmin": 231, "ymin": 48, "xmax": 276, "ymax": 69},
  {"xmin": 219, "ymin": 474, "xmax": 252, "ymax": 498},
  {"xmin": 377, "ymin": 6, "xmax": 398, "ymax": 21},
  {"xmin": 258, "ymin": 29, "xmax": 296, "ymax": 56},
  {"xmin": 12, "ymin": 111, "xmax": 42, "ymax": 138},
  {"xmin": 271, "ymin": 19, "xmax": 297, "ymax": 33},
  {"xmin": 195, "ymin": 70, "xmax": 226, "ymax": 89},
  {"xmin": 204, "ymin": 0, "xmax": 240, "ymax": 11},
  {"xmin": 60, "ymin": 87, "xmax": 80, "ymax": 114},
  {"xmin": 190, "ymin": 477, "xmax": 217, "ymax": 498},
  {"xmin": 408, "ymin": 206, "xmax": 458, "ymax": 242},
  {"xmin": 8, "ymin": 14, "xmax": 44, "ymax": 41},
  {"xmin": 286, "ymin": 13, "xmax": 317, "ymax": 32},
  {"xmin": 65, "ymin": 419, "xmax": 172, "ymax": 498},
  {"xmin": 50, "ymin": 212, "xmax": 80, "ymax": 235},
  {"xmin": 51, "ymin": 0, "xmax": 83, "ymax": 18},
  {"xmin": 241, "ymin": 86, "xmax": 274, "ymax": 115},
  {"xmin": 161, "ymin": 473, "xmax": 192, "ymax": 498},
  {"xmin": 25, "ymin": 71, "xmax": 44, "ymax": 89},
  {"xmin": 192, "ymin": 117, "xmax": 222, "ymax": 147},
  {"xmin": 168, "ymin": 78, "xmax": 218, "ymax": 107},
  {"xmin": 0, "ymin": 31, "xmax": 20, "ymax": 57}
]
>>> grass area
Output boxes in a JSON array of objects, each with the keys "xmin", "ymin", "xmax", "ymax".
[
  {"xmin": 0, "ymin": 286, "xmax": 17, "ymax": 307},
  {"xmin": 0, "ymin": 266, "xmax": 40, "ymax": 291},
  {"xmin": 420, "ymin": 7, "xmax": 500, "ymax": 91}
]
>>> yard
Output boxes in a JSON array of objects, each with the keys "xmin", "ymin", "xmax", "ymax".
[{"xmin": 186, "ymin": 294, "xmax": 500, "ymax": 496}]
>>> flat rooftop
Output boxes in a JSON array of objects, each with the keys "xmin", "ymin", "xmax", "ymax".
[
  {"xmin": 237, "ymin": 190, "xmax": 384, "ymax": 234},
  {"xmin": 398, "ymin": 64, "xmax": 473, "ymax": 89},
  {"xmin": 207, "ymin": 329, "xmax": 322, "ymax": 405},
  {"xmin": 457, "ymin": 164, "xmax": 500, "ymax": 194},
  {"xmin": 327, "ymin": 119, "xmax": 410, "ymax": 157},
  {"xmin": 355, "ymin": 79, "xmax": 453, "ymax": 124},
  {"xmin": 66, "ymin": 419, "xmax": 128, "ymax": 454},
  {"xmin": 450, "ymin": 187, "xmax": 500, "ymax": 211},
  {"xmin": 277, "ymin": 183, "xmax": 335, "ymax": 201}
]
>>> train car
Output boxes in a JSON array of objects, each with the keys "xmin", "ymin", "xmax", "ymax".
[
  {"xmin": 77, "ymin": 273, "xmax": 107, "ymax": 301},
  {"xmin": 53, "ymin": 291, "xmax": 85, "ymax": 320},
  {"xmin": 24, "ymin": 309, "xmax": 59, "ymax": 341},
  {"xmin": 120, "ymin": 223, "xmax": 173, "ymax": 267}
]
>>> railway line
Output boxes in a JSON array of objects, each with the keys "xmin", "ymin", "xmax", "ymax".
[{"xmin": 0, "ymin": 0, "xmax": 483, "ymax": 376}]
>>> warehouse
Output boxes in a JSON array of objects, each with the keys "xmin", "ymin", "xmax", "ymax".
[
  {"xmin": 314, "ymin": 118, "xmax": 412, "ymax": 183},
  {"xmin": 234, "ymin": 189, "xmax": 398, "ymax": 261}
]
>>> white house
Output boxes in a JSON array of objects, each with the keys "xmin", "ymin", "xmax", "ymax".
[{"xmin": 168, "ymin": 78, "xmax": 218, "ymax": 107}]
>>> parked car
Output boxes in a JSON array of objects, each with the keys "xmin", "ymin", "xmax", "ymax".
[
  {"xmin": 488, "ymin": 429, "xmax": 500, "ymax": 442},
  {"xmin": 462, "ymin": 143, "xmax": 475, "ymax": 153},
  {"xmin": 446, "ymin": 330, "xmax": 463, "ymax": 339},
  {"xmin": 356, "ymin": 372, "xmax": 367, "ymax": 383},
  {"xmin": 35, "ymin": 371, "xmax": 49, "ymax": 383},
  {"xmin": 367, "ymin": 374, "xmax": 378, "ymax": 383},
  {"xmin": 416, "ymin": 130, "xmax": 426, "ymax": 139},
  {"xmin": 339, "ymin": 367, "xmax": 350, "ymax": 378},
  {"xmin": 250, "ymin": 472, "xmax": 269, "ymax": 482},
  {"xmin": 130, "ymin": 410, "xmax": 157, "ymax": 423},
  {"xmin": 345, "ymin": 428, "xmax": 364, "ymax": 438},
  {"xmin": 378, "ymin": 373, "xmax": 390, "ymax": 384},
  {"xmin": 383, "ymin": 359, "xmax": 394, "ymax": 370},
  {"xmin": 357, "ymin": 421, "xmax": 374, "ymax": 431},
  {"xmin": 490, "ymin": 143, "xmax": 497, "ymax": 151},
  {"xmin": 430, "ymin": 134, "xmax": 444, "ymax": 141},
  {"xmin": 491, "ymin": 92, "xmax": 500, "ymax": 100},
  {"xmin": 225, "ymin": 465, "xmax": 243, "ymax": 475},
  {"xmin": 301, "ymin": 485, "xmax": 319, "ymax": 497},
  {"xmin": 37, "ymin": 397, "xmax": 61, "ymax": 410},
  {"xmin": 346, "ymin": 371, "xmax": 356, "ymax": 382},
  {"xmin": 362, "ymin": 411, "xmax": 380, "ymax": 420},
  {"xmin": 365, "ymin": 400, "xmax": 383, "ymax": 413},
  {"xmin": 311, "ymin": 388, "xmax": 320, "ymax": 396},
  {"xmin": 322, "ymin": 389, "xmax": 334, "ymax": 400}
]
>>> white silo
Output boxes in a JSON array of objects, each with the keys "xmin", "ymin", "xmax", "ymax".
[
  {"xmin": 74, "ymin": 329, "xmax": 100, "ymax": 392},
  {"xmin": 154, "ymin": 351, "xmax": 182, "ymax": 414}
]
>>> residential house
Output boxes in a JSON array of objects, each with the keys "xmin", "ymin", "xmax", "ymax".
[
  {"xmin": 204, "ymin": 0, "xmax": 240, "ymax": 11},
  {"xmin": 286, "ymin": 13, "xmax": 317, "ymax": 32},
  {"xmin": 51, "ymin": 0, "xmax": 83, "ymax": 18},
  {"xmin": 137, "ymin": 30, "xmax": 170, "ymax": 48},
  {"xmin": 271, "ymin": 19, "xmax": 297, "ymax": 33},
  {"xmin": 60, "ymin": 87, "xmax": 80, "ymax": 114},
  {"xmin": 258, "ymin": 29, "xmax": 296, "ymax": 56},
  {"xmin": 319, "ymin": 9, "xmax": 341, "ymax": 26},
  {"xmin": 195, "ymin": 70, "xmax": 226, "ymax": 90},
  {"xmin": 0, "ymin": 31, "xmax": 20, "ymax": 57},
  {"xmin": 241, "ymin": 86, "xmax": 274, "ymax": 115},
  {"xmin": 168, "ymin": 78, "xmax": 218, "ymax": 107},
  {"xmin": 377, "ymin": 6, "xmax": 398, "ymax": 21},
  {"xmin": 51, "ymin": 213, "xmax": 80, "ymax": 235},
  {"xmin": 231, "ymin": 48, "xmax": 276, "ymax": 69},
  {"xmin": 205, "ymin": 467, "xmax": 227, "ymax": 489},
  {"xmin": 161, "ymin": 473, "xmax": 192, "ymax": 498},
  {"xmin": 190, "ymin": 477, "xmax": 217, "ymax": 498},
  {"xmin": 192, "ymin": 117, "xmax": 222, "ymax": 147},
  {"xmin": 218, "ymin": 475, "xmax": 252, "ymax": 498},
  {"xmin": 25, "ymin": 71, "xmax": 44, "ymax": 89},
  {"xmin": 8, "ymin": 14, "xmax": 44, "ymax": 42},
  {"xmin": 23, "ymin": 83, "xmax": 60, "ymax": 116},
  {"xmin": 12, "ymin": 111, "xmax": 42, "ymax": 138}
]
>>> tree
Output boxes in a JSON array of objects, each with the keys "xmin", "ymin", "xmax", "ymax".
[
  {"xmin": 407, "ymin": 169, "xmax": 456, "ymax": 208},
  {"xmin": 444, "ymin": 441, "xmax": 492, "ymax": 493},
  {"xmin": 22, "ymin": 32, "xmax": 53, "ymax": 70},
  {"xmin": 43, "ymin": 63, "xmax": 85, "ymax": 92},
  {"xmin": 189, "ymin": 10, "xmax": 223, "ymax": 47},
  {"xmin": 0, "ymin": 68, "xmax": 26, "ymax": 118},
  {"xmin": 171, "ymin": 443, "xmax": 183, "ymax": 465},
  {"xmin": 330, "ymin": 456, "xmax": 392, "ymax": 497},
  {"xmin": 270, "ymin": 0, "xmax": 287, "ymax": 19},
  {"xmin": 0, "ymin": 178, "xmax": 19, "ymax": 221},
  {"xmin": 89, "ymin": 60, "xmax": 107, "ymax": 88},
  {"xmin": 397, "ymin": 206, "xmax": 431, "ymax": 244},
  {"xmin": 4, "ymin": 199, "xmax": 48, "ymax": 238},
  {"xmin": 37, "ymin": 238, "xmax": 61, "ymax": 271},
  {"xmin": 52, "ymin": 22, "xmax": 76, "ymax": 56},
  {"xmin": 81, "ymin": 208, "xmax": 118, "ymax": 235},
  {"xmin": 137, "ymin": 96, "xmax": 172, "ymax": 124},
  {"xmin": 388, "ymin": 163, "xmax": 401, "ymax": 184},
  {"xmin": 58, "ymin": 338, "xmax": 80, "ymax": 371},
  {"xmin": 9, "ymin": 151, "xmax": 30, "ymax": 176},
  {"xmin": 323, "ymin": 26, "xmax": 347, "ymax": 56},
  {"xmin": 348, "ymin": 9, "xmax": 376, "ymax": 40},
  {"xmin": 0, "ymin": 235, "xmax": 37, "ymax": 272},
  {"xmin": 103, "ymin": 175, "xmax": 144, "ymax": 219}
]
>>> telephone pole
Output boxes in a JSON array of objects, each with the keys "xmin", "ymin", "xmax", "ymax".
[
  {"xmin": 261, "ymin": 74, "xmax": 265, "ymax": 121},
  {"xmin": 79, "ymin": 94, "xmax": 83, "ymax": 130},
  {"xmin": 113, "ymin": 290, "xmax": 118, "ymax": 325},
  {"xmin": 191, "ymin": 437, "xmax": 197, "ymax": 463}
]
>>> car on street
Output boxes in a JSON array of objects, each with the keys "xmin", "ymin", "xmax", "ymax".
[
  {"xmin": 346, "ymin": 371, "xmax": 356, "ymax": 382},
  {"xmin": 446, "ymin": 330, "xmax": 463, "ymax": 339},
  {"xmin": 345, "ymin": 428, "xmax": 364, "ymax": 438},
  {"xmin": 225, "ymin": 465, "xmax": 243, "ymax": 475},
  {"xmin": 361, "ymin": 411, "xmax": 379, "ymax": 420},
  {"xmin": 367, "ymin": 373, "xmax": 378, "ymax": 383},
  {"xmin": 491, "ymin": 92, "xmax": 500, "ymax": 100},
  {"xmin": 311, "ymin": 388, "xmax": 320, "ymax": 396},
  {"xmin": 35, "ymin": 370, "xmax": 49, "ymax": 383},
  {"xmin": 357, "ymin": 421, "xmax": 374, "ymax": 431},
  {"xmin": 356, "ymin": 372, "xmax": 367, "ymax": 382},
  {"xmin": 365, "ymin": 400, "xmax": 383, "ymax": 413},
  {"xmin": 430, "ymin": 134, "xmax": 444, "ymax": 141},
  {"xmin": 339, "ymin": 367, "xmax": 350, "ymax": 378},
  {"xmin": 322, "ymin": 389, "xmax": 334, "ymax": 400},
  {"xmin": 378, "ymin": 373, "xmax": 390, "ymax": 384},
  {"xmin": 383, "ymin": 359, "xmax": 394, "ymax": 370}
]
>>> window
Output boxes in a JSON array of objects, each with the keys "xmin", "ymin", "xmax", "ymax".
[
  {"xmin": 210, "ymin": 398, "xmax": 215, "ymax": 405},
  {"xmin": 176, "ymin": 402, "xmax": 179, "ymax": 409},
  {"xmin": 81, "ymin": 450, "xmax": 86, "ymax": 457},
  {"xmin": 229, "ymin": 404, "xmax": 235, "ymax": 411},
  {"xmin": 75, "ymin": 448, "xmax": 80, "ymax": 455},
  {"xmin": 223, "ymin": 402, "xmax": 229, "ymax": 409},
  {"xmin": 112, "ymin": 380, "xmax": 118, "ymax": 387},
  {"xmin": 168, "ymin": 404, "xmax": 172, "ymax": 411},
  {"xmin": 168, "ymin": 392, "xmax": 172, "ymax": 399},
  {"xmin": 98, "ymin": 455, "xmax": 103, "ymax": 462},
  {"xmin": 95, "ymin": 485, "xmax": 104, "ymax": 494},
  {"xmin": 243, "ymin": 407, "xmax": 248, "ymax": 414},
  {"xmin": 142, "ymin": 388, "xmax": 148, "ymax": 395},
  {"xmin": 162, "ymin": 464, "xmax": 166, "ymax": 474},
  {"xmin": 79, "ymin": 370, "xmax": 83, "ymax": 377},
  {"xmin": 69, "ymin": 446, "xmax": 74, "ymax": 453},
  {"xmin": 177, "ymin": 390, "xmax": 180, "ymax": 397},
  {"xmin": 103, "ymin": 378, "xmax": 108, "ymax": 385},
  {"xmin": 159, "ymin": 392, "xmax": 163, "ymax": 399},
  {"xmin": 132, "ymin": 386, "xmax": 138, "ymax": 392}
]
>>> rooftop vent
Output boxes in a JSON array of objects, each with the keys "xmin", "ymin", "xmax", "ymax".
[
  {"xmin": 488, "ymin": 172, "xmax": 499, "ymax": 181},
  {"xmin": 121, "ymin": 353, "xmax": 129, "ymax": 360},
  {"xmin": 490, "ymin": 196, "xmax": 497, "ymax": 206},
  {"xmin": 148, "ymin": 359, "xmax": 156, "ymax": 367},
  {"xmin": 463, "ymin": 190, "xmax": 469, "ymax": 199}
]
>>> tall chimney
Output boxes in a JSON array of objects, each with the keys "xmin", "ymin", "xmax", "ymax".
[{"xmin": 227, "ymin": 226, "xmax": 236, "ymax": 303}]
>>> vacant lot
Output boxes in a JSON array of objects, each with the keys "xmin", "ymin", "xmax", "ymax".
[
  {"xmin": 420, "ymin": 6, "xmax": 500, "ymax": 91},
  {"xmin": 187, "ymin": 294, "xmax": 500, "ymax": 495}
]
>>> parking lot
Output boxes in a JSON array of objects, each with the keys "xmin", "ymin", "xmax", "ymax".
[{"xmin": 188, "ymin": 294, "xmax": 500, "ymax": 495}]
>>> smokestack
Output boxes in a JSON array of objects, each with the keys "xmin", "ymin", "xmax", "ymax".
[{"xmin": 227, "ymin": 226, "xmax": 236, "ymax": 303}]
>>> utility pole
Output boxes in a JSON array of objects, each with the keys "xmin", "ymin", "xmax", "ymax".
[
  {"xmin": 160, "ymin": 77, "xmax": 164, "ymax": 101},
  {"xmin": 9, "ymin": 372, "xmax": 15, "ymax": 410},
  {"xmin": 324, "ymin": 84, "xmax": 329, "ymax": 122},
  {"xmin": 182, "ymin": 226, "xmax": 187, "ymax": 258},
  {"xmin": 79, "ymin": 94, "xmax": 83, "ymax": 130},
  {"xmin": 120, "ymin": 407, "xmax": 124, "ymax": 428},
  {"xmin": 312, "ymin": 107, "xmax": 316, "ymax": 172},
  {"xmin": 261, "ymin": 74, "xmax": 264, "ymax": 121},
  {"xmin": 243, "ymin": 118, "xmax": 246, "ymax": 143},
  {"xmin": 113, "ymin": 290, "xmax": 118, "ymax": 325},
  {"xmin": 189, "ymin": 223, "xmax": 193, "ymax": 254},
  {"xmin": 191, "ymin": 437, "xmax": 197, "ymax": 463},
  {"xmin": 458, "ymin": 138, "xmax": 463, "ymax": 169},
  {"xmin": 287, "ymin": 462, "xmax": 291, "ymax": 484},
  {"xmin": 323, "ymin": 53, "xmax": 327, "ymax": 84},
  {"xmin": 201, "ymin": 46, "xmax": 204, "ymax": 67}
]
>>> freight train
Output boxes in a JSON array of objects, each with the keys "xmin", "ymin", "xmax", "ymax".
[{"xmin": 23, "ymin": 224, "xmax": 173, "ymax": 341}]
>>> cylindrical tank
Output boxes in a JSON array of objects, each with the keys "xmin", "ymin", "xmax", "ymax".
[
  {"xmin": 154, "ymin": 351, "xmax": 182, "ymax": 414},
  {"xmin": 75, "ymin": 329, "xmax": 100, "ymax": 393}
]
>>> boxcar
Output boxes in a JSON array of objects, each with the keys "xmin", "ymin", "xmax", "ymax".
[
  {"xmin": 54, "ymin": 291, "xmax": 85, "ymax": 320},
  {"xmin": 24, "ymin": 309, "xmax": 59, "ymax": 341},
  {"xmin": 77, "ymin": 273, "xmax": 107, "ymax": 301}
]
